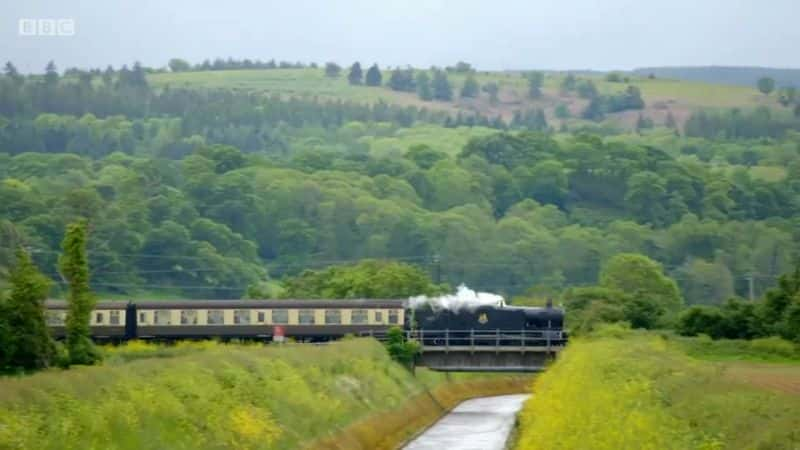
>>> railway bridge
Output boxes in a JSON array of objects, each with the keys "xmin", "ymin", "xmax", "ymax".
[{"xmin": 370, "ymin": 329, "xmax": 564, "ymax": 372}]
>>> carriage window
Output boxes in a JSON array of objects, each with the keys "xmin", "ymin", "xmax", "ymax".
[
  {"xmin": 155, "ymin": 310, "xmax": 171, "ymax": 325},
  {"xmin": 257, "ymin": 312, "xmax": 265, "ymax": 323},
  {"xmin": 46, "ymin": 311, "xmax": 65, "ymax": 326},
  {"xmin": 298, "ymin": 309, "xmax": 315, "ymax": 325},
  {"xmin": 272, "ymin": 309, "xmax": 288, "ymax": 324},
  {"xmin": 351, "ymin": 309, "xmax": 367, "ymax": 324},
  {"xmin": 388, "ymin": 310, "xmax": 399, "ymax": 325},
  {"xmin": 95, "ymin": 312, "xmax": 104, "ymax": 324},
  {"xmin": 325, "ymin": 310, "xmax": 341, "ymax": 324},
  {"xmin": 375, "ymin": 311, "xmax": 383, "ymax": 323},
  {"xmin": 181, "ymin": 310, "xmax": 198, "ymax": 325},
  {"xmin": 234, "ymin": 310, "xmax": 251, "ymax": 325},
  {"xmin": 139, "ymin": 312, "xmax": 148, "ymax": 324},
  {"xmin": 109, "ymin": 311, "xmax": 120, "ymax": 325},
  {"xmin": 207, "ymin": 310, "xmax": 224, "ymax": 325}
]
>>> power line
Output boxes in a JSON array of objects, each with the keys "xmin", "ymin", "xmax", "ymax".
[{"xmin": 53, "ymin": 281, "xmax": 249, "ymax": 291}]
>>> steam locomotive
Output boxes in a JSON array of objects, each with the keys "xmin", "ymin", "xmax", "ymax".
[{"xmin": 44, "ymin": 298, "xmax": 566, "ymax": 346}]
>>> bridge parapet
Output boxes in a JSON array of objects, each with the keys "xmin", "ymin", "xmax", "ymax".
[{"xmin": 363, "ymin": 328, "xmax": 565, "ymax": 372}]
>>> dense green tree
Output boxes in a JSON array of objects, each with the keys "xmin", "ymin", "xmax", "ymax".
[
  {"xmin": 460, "ymin": 74, "xmax": 480, "ymax": 98},
  {"xmin": 405, "ymin": 144, "xmax": 446, "ymax": 169},
  {"xmin": 449, "ymin": 61, "xmax": 473, "ymax": 73},
  {"xmin": 762, "ymin": 266, "xmax": 800, "ymax": 340},
  {"xmin": 416, "ymin": 71, "xmax": 432, "ymax": 101},
  {"xmin": 0, "ymin": 249, "xmax": 56, "ymax": 372},
  {"xmin": 675, "ymin": 259, "xmax": 735, "ymax": 305},
  {"xmin": 324, "ymin": 62, "xmax": 341, "ymax": 78},
  {"xmin": 384, "ymin": 326, "xmax": 420, "ymax": 368},
  {"xmin": 59, "ymin": 220, "xmax": 101, "ymax": 365},
  {"xmin": 282, "ymin": 260, "xmax": 444, "ymax": 299},
  {"xmin": 600, "ymin": 253, "xmax": 683, "ymax": 317},
  {"xmin": 347, "ymin": 62, "xmax": 363, "ymax": 85},
  {"xmin": 625, "ymin": 171, "xmax": 667, "ymax": 225},
  {"xmin": 777, "ymin": 87, "xmax": 796, "ymax": 107},
  {"xmin": 757, "ymin": 76, "xmax": 775, "ymax": 95},
  {"xmin": 561, "ymin": 286, "xmax": 627, "ymax": 334},
  {"xmin": 365, "ymin": 64, "xmax": 382, "ymax": 86},
  {"xmin": 388, "ymin": 68, "xmax": 415, "ymax": 92},
  {"xmin": 560, "ymin": 73, "xmax": 577, "ymax": 92},
  {"xmin": 483, "ymin": 82, "xmax": 499, "ymax": 105},
  {"xmin": 582, "ymin": 97, "xmax": 605, "ymax": 121},
  {"xmin": 677, "ymin": 299, "xmax": 763, "ymax": 339},
  {"xmin": 527, "ymin": 72, "xmax": 544, "ymax": 99},
  {"xmin": 168, "ymin": 58, "xmax": 191, "ymax": 72},
  {"xmin": 431, "ymin": 70, "xmax": 453, "ymax": 101},
  {"xmin": 576, "ymin": 80, "xmax": 598, "ymax": 99},
  {"xmin": 44, "ymin": 61, "xmax": 59, "ymax": 86}
]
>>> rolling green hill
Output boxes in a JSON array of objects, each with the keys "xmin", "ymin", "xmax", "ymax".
[{"xmin": 148, "ymin": 67, "xmax": 772, "ymax": 129}]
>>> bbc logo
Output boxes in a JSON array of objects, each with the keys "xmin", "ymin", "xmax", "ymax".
[{"xmin": 19, "ymin": 19, "xmax": 76, "ymax": 37}]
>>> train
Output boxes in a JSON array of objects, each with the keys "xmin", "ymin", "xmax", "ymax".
[{"xmin": 44, "ymin": 298, "xmax": 567, "ymax": 346}]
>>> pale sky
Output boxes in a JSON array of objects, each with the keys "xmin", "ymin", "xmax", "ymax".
[{"xmin": 2, "ymin": 0, "xmax": 798, "ymax": 73}]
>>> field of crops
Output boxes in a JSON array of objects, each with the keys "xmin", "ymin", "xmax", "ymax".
[{"xmin": 515, "ymin": 331, "xmax": 800, "ymax": 450}]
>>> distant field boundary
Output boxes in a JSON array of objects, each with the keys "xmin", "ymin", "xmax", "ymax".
[{"xmin": 309, "ymin": 376, "xmax": 532, "ymax": 450}]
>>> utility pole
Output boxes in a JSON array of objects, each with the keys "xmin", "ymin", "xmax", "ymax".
[
  {"xmin": 747, "ymin": 273, "xmax": 755, "ymax": 302},
  {"xmin": 432, "ymin": 253, "xmax": 441, "ymax": 284}
]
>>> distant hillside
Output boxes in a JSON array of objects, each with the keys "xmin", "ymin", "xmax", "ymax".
[
  {"xmin": 149, "ymin": 67, "xmax": 769, "ymax": 131},
  {"xmin": 633, "ymin": 66, "xmax": 800, "ymax": 88}
]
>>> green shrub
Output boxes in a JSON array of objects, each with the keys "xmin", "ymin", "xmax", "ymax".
[{"xmin": 749, "ymin": 336, "xmax": 798, "ymax": 358}]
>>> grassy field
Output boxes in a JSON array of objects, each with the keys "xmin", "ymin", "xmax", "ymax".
[
  {"xmin": 0, "ymin": 339, "xmax": 526, "ymax": 450},
  {"xmin": 723, "ymin": 363, "xmax": 800, "ymax": 395},
  {"xmin": 148, "ymin": 69, "xmax": 770, "ymax": 128},
  {"xmin": 359, "ymin": 123, "xmax": 497, "ymax": 157},
  {"xmin": 516, "ymin": 331, "xmax": 800, "ymax": 450},
  {"xmin": 149, "ymin": 68, "xmax": 458, "ymax": 113}
]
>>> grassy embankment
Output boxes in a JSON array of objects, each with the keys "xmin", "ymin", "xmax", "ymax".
[
  {"xmin": 515, "ymin": 329, "xmax": 800, "ymax": 450},
  {"xmin": 0, "ymin": 339, "xmax": 530, "ymax": 450}
]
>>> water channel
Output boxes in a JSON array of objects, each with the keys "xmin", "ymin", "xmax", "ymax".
[{"xmin": 403, "ymin": 394, "xmax": 530, "ymax": 450}]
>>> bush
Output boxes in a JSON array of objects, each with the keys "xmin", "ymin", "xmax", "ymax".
[
  {"xmin": 749, "ymin": 336, "xmax": 798, "ymax": 358},
  {"xmin": 589, "ymin": 322, "xmax": 632, "ymax": 339}
]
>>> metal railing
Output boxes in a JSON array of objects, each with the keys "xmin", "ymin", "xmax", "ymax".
[{"xmin": 361, "ymin": 328, "xmax": 567, "ymax": 352}]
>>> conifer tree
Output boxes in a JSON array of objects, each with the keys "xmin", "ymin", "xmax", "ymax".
[
  {"xmin": 347, "ymin": 62, "xmax": 363, "ymax": 85},
  {"xmin": 60, "ymin": 220, "xmax": 100, "ymax": 365},
  {"xmin": 527, "ymin": 71, "xmax": 544, "ymax": 98},
  {"xmin": 432, "ymin": 70, "xmax": 453, "ymax": 101},
  {"xmin": 0, "ymin": 249, "xmax": 55, "ymax": 371},
  {"xmin": 460, "ymin": 74, "xmax": 480, "ymax": 98},
  {"xmin": 416, "ymin": 71, "xmax": 432, "ymax": 101},
  {"xmin": 365, "ymin": 63, "xmax": 382, "ymax": 86}
]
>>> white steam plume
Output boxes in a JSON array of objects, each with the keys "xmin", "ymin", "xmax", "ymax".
[{"xmin": 407, "ymin": 284, "xmax": 505, "ymax": 312}]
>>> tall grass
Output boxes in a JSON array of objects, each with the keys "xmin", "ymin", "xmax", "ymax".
[
  {"xmin": 0, "ymin": 339, "xmax": 523, "ymax": 450},
  {"xmin": 516, "ymin": 333, "xmax": 800, "ymax": 450}
]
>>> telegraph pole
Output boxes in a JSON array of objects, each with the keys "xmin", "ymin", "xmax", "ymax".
[
  {"xmin": 432, "ymin": 253, "xmax": 441, "ymax": 284},
  {"xmin": 747, "ymin": 273, "xmax": 755, "ymax": 302}
]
